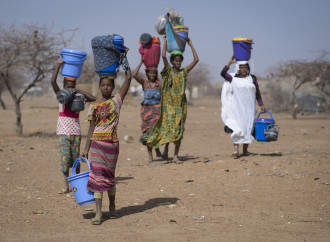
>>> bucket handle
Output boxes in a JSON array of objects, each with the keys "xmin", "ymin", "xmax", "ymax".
[
  {"xmin": 257, "ymin": 110, "xmax": 274, "ymax": 120},
  {"xmin": 71, "ymin": 157, "xmax": 90, "ymax": 176},
  {"xmin": 60, "ymin": 52, "xmax": 87, "ymax": 65},
  {"xmin": 239, "ymin": 42, "xmax": 253, "ymax": 51}
]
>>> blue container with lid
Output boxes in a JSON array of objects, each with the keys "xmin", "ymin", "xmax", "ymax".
[{"xmin": 254, "ymin": 111, "xmax": 275, "ymax": 142}]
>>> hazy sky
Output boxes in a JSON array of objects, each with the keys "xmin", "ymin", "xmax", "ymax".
[{"xmin": 1, "ymin": 0, "xmax": 329, "ymax": 81}]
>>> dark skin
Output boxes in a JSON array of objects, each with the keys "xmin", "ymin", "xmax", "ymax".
[
  {"xmin": 51, "ymin": 58, "xmax": 96, "ymax": 193},
  {"xmin": 133, "ymin": 57, "xmax": 162, "ymax": 162},
  {"xmin": 81, "ymin": 48, "xmax": 132, "ymax": 224},
  {"xmin": 162, "ymin": 36, "xmax": 199, "ymax": 164},
  {"xmin": 225, "ymin": 55, "xmax": 266, "ymax": 157}
]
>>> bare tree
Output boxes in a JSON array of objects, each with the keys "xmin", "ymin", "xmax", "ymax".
[
  {"xmin": 186, "ymin": 62, "xmax": 212, "ymax": 100},
  {"xmin": 0, "ymin": 23, "xmax": 76, "ymax": 136},
  {"xmin": 274, "ymin": 57, "xmax": 330, "ymax": 118}
]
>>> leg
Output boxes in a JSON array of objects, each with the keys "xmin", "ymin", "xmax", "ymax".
[
  {"xmin": 173, "ymin": 142, "xmax": 183, "ymax": 164},
  {"xmin": 59, "ymin": 135, "xmax": 71, "ymax": 194},
  {"xmin": 71, "ymin": 135, "xmax": 81, "ymax": 174},
  {"xmin": 147, "ymin": 146, "xmax": 153, "ymax": 162},
  {"xmin": 107, "ymin": 187, "xmax": 118, "ymax": 219},
  {"xmin": 155, "ymin": 148, "xmax": 162, "ymax": 158},
  {"xmin": 91, "ymin": 192, "xmax": 103, "ymax": 225},
  {"xmin": 232, "ymin": 144, "xmax": 239, "ymax": 158},
  {"xmin": 162, "ymin": 143, "xmax": 169, "ymax": 160},
  {"xmin": 243, "ymin": 144, "xmax": 250, "ymax": 156}
]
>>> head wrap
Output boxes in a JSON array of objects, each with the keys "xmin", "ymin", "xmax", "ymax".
[
  {"xmin": 64, "ymin": 77, "xmax": 76, "ymax": 82},
  {"xmin": 145, "ymin": 66, "xmax": 158, "ymax": 71},
  {"xmin": 99, "ymin": 74, "xmax": 117, "ymax": 80},
  {"xmin": 234, "ymin": 60, "xmax": 249, "ymax": 75},
  {"xmin": 170, "ymin": 50, "xmax": 183, "ymax": 56}
]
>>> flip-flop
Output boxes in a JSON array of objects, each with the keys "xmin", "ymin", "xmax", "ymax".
[
  {"xmin": 90, "ymin": 217, "xmax": 103, "ymax": 225},
  {"xmin": 58, "ymin": 188, "xmax": 71, "ymax": 194},
  {"xmin": 109, "ymin": 213, "xmax": 119, "ymax": 219},
  {"xmin": 232, "ymin": 152, "xmax": 240, "ymax": 158}
]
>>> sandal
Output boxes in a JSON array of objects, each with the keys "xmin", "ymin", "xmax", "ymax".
[
  {"xmin": 90, "ymin": 217, "xmax": 103, "ymax": 225},
  {"xmin": 232, "ymin": 152, "xmax": 240, "ymax": 158},
  {"xmin": 109, "ymin": 213, "xmax": 119, "ymax": 219}
]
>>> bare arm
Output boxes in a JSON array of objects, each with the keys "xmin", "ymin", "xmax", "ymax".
[
  {"xmin": 162, "ymin": 36, "xmax": 169, "ymax": 68},
  {"xmin": 75, "ymin": 89, "xmax": 96, "ymax": 102},
  {"xmin": 133, "ymin": 58, "xmax": 145, "ymax": 86},
  {"xmin": 81, "ymin": 119, "xmax": 96, "ymax": 159},
  {"xmin": 51, "ymin": 58, "xmax": 63, "ymax": 94},
  {"xmin": 186, "ymin": 38, "xmax": 199, "ymax": 73},
  {"xmin": 118, "ymin": 68, "xmax": 132, "ymax": 101}
]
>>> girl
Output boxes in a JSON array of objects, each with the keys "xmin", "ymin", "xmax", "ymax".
[
  {"xmin": 81, "ymin": 51, "xmax": 131, "ymax": 225},
  {"xmin": 51, "ymin": 58, "xmax": 96, "ymax": 194},
  {"xmin": 220, "ymin": 55, "xmax": 266, "ymax": 157},
  {"xmin": 147, "ymin": 36, "xmax": 199, "ymax": 164},
  {"xmin": 133, "ymin": 58, "xmax": 162, "ymax": 162}
]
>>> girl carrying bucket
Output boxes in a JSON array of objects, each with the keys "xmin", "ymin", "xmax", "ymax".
[
  {"xmin": 220, "ymin": 55, "xmax": 266, "ymax": 158},
  {"xmin": 133, "ymin": 57, "xmax": 163, "ymax": 162},
  {"xmin": 51, "ymin": 58, "xmax": 96, "ymax": 194},
  {"xmin": 81, "ymin": 49, "xmax": 131, "ymax": 225},
  {"xmin": 147, "ymin": 36, "xmax": 199, "ymax": 164}
]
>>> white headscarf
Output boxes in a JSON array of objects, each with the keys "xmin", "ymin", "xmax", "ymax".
[{"xmin": 234, "ymin": 60, "xmax": 249, "ymax": 75}]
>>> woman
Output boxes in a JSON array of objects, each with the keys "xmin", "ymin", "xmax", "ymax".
[
  {"xmin": 81, "ymin": 51, "xmax": 131, "ymax": 225},
  {"xmin": 133, "ymin": 58, "xmax": 162, "ymax": 162},
  {"xmin": 147, "ymin": 36, "xmax": 199, "ymax": 164},
  {"xmin": 220, "ymin": 55, "xmax": 265, "ymax": 157}
]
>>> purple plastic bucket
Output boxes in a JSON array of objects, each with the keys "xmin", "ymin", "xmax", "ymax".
[{"xmin": 232, "ymin": 41, "xmax": 253, "ymax": 61}]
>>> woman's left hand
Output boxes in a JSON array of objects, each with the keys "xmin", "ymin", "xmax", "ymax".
[{"xmin": 260, "ymin": 105, "xmax": 266, "ymax": 112}]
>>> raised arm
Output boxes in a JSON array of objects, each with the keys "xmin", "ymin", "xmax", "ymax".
[
  {"xmin": 162, "ymin": 36, "xmax": 169, "ymax": 68},
  {"xmin": 186, "ymin": 38, "xmax": 199, "ymax": 73},
  {"xmin": 75, "ymin": 89, "xmax": 96, "ymax": 102},
  {"xmin": 220, "ymin": 55, "xmax": 235, "ymax": 82},
  {"xmin": 51, "ymin": 58, "xmax": 63, "ymax": 94},
  {"xmin": 118, "ymin": 68, "xmax": 132, "ymax": 101},
  {"xmin": 81, "ymin": 119, "xmax": 96, "ymax": 159},
  {"xmin": 133, "ymin": 57, "xmax": 145, "ymax": 86}
]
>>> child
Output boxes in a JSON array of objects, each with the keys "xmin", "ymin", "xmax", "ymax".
[
  {"xmin": 133, "ymin": 57, "xmax": 162, "ymax": 162},
  {"xmin": 147, "ymin": 36, "xmax": 199, "ymax": 164},
  {"xmin": 220, "ymin": 55, "xmax": 266, "ymax": 157},
  {"xmin": 51, "ymin": 58, "xmax": 96, "ymax": 194},
  {"xmin": 81, "ymin": 51, "xmax": 131, "ymax": 225}
]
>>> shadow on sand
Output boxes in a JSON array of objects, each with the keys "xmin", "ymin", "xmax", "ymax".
[{"xmin": 83, "ymin": 197, "xmax": 179, "ymax": 220}]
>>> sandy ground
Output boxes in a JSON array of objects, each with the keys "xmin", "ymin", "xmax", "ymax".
[{"xmin": 0, "ymin": 94, "xmax": 329, "ymax": 241}]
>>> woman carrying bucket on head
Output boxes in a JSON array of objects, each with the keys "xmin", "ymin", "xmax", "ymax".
[
  {"xmin": 133, "ymin": 34, "xmax": 162, "ymax": 162},
  {"xmin": 51, "ymin": 56, "xmax": 96, "ymax": 194},
  {"xmin": 147, "ymin": 35, "xmax": 199, "ymax": 164},
  {"xmin": 81, "ymin": 48, "xmax": 132, "ymax": 225},
  {"xmin": 220, "ymin": 53, "xmax": 266, "ymax": 158}
]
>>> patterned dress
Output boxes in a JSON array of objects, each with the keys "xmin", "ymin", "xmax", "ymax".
[
  {"xmin": 140, "ymin": 79, "xmax": 161, "ymax": 145},
  {"xmin": 147, "ymin": 66, "xmax": 188, "ymax": 148},
  {"xmin": 57, "ymin": 103, "xmax": 81, "ymax": 173},
  {"xmin": 86, "ymin": 94, "xmax": 122, "ymax": 192}
]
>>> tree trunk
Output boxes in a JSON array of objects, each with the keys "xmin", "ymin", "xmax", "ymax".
[
  {"xmin": 14, "ymin": 100, "xmax": 23, "ymax": 136},
  {"xmin": 291, "ymin": 90, "xmax": 298, "ymax": 119},
  {"xmin": 0, "ymin": 95, "xmax": 6, "ymax": 110}
]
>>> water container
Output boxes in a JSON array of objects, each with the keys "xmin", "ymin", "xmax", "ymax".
[
  {"xmin": 140, "ymin": 33, "xmax": 152, "ymax": 45},
  {"xmin": 232, "ymin": 41, "xmax": 253, "ymax": 61},
  {"xmin": 139, "ymin": 37, "xmax": 161, "ymax": 68},
  {"xmin": 60, "ymin": 49, "xmax": 87, "ymax": 79},
  {"xmin": 254, "ymin": 111, "xmax": 275, "ymax": 142},
  {"xmin": 97, "ymin": 61, "xmax": 120, "ymax": 75},
  {"xmin": 113, "ymin": 35, "xmax": 126, "ymax": 53},
  {"xmin": 70, "ymin": 93, "xmax": 85, "ymax": 112},
  {"xmin": 67, "ymin": 157, "xmax": 95, "ymax": 206},
  {"xmin": 56, "ymin": 88, "xmax": 75, "ymax": 105},
  {"xmin": 265, "ymin": 124, "xmax": 280, "ymax": 141}
]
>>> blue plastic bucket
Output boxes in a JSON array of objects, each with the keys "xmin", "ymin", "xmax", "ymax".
[
  {"xmin": 254, "ymin": 111, "xmax": 275, "ymax": 142},
  {"xmin": 232, "ymin": 41, "xmax": 253, "ymax": 61},
  {"xmin": 67, "ymin": 157, "xmax": 95, "ymax": 206},
  {"xmin": 60, "ymin": 49, "xmax": 87, "ymax": 79},
  {"xmin": 97, "ymin": 61, "xmax": 119, "ymax": 75}
]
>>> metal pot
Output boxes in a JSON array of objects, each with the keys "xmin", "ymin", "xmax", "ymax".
[
  {"xmin": 265, "ymin": 124, "xmax": 280, "ymax": 141},
  {"xmin": 70, "ymin": 93, "xmax": 85, "ymax": 112},
  {"xmin": 56, "ymin": 88, "xmax": 75, "ymax": 104}
]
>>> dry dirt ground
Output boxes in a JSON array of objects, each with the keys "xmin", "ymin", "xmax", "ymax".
[{"xmin": 0, "ymin": 94, "xmax": 329, "ymax": 241}]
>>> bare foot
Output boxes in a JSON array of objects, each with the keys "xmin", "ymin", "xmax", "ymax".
[
  {"xmin": 155, "ymin": 148, "xmax": 162, "ymax": 158},
  {"xmin": 109, "ymin": 203, "xmax": 118, "ymax": 219},
  {"xmin": 173, "ymin": 156, "xmax": 184, "ymax": 164},
  {"xmin": 232, "ymin": 152, "xmax": 240, "ymax": 158},
  {"xmin": 162, "ymin": 151, "xmax": 168, "ymax": 160},
  {"xmin": 90, "ymin": 215, "xmax": 103, "ymax": 225}
]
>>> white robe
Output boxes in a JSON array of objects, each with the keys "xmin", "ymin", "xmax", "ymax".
[{"xmin": 221, "ymin": 74, "xmax": 256, "ymax": 144}]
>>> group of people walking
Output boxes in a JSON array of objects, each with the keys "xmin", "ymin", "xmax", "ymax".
[{"xmin": 51, "ymin": 35, "xmax": 265, "ymax": 225}]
